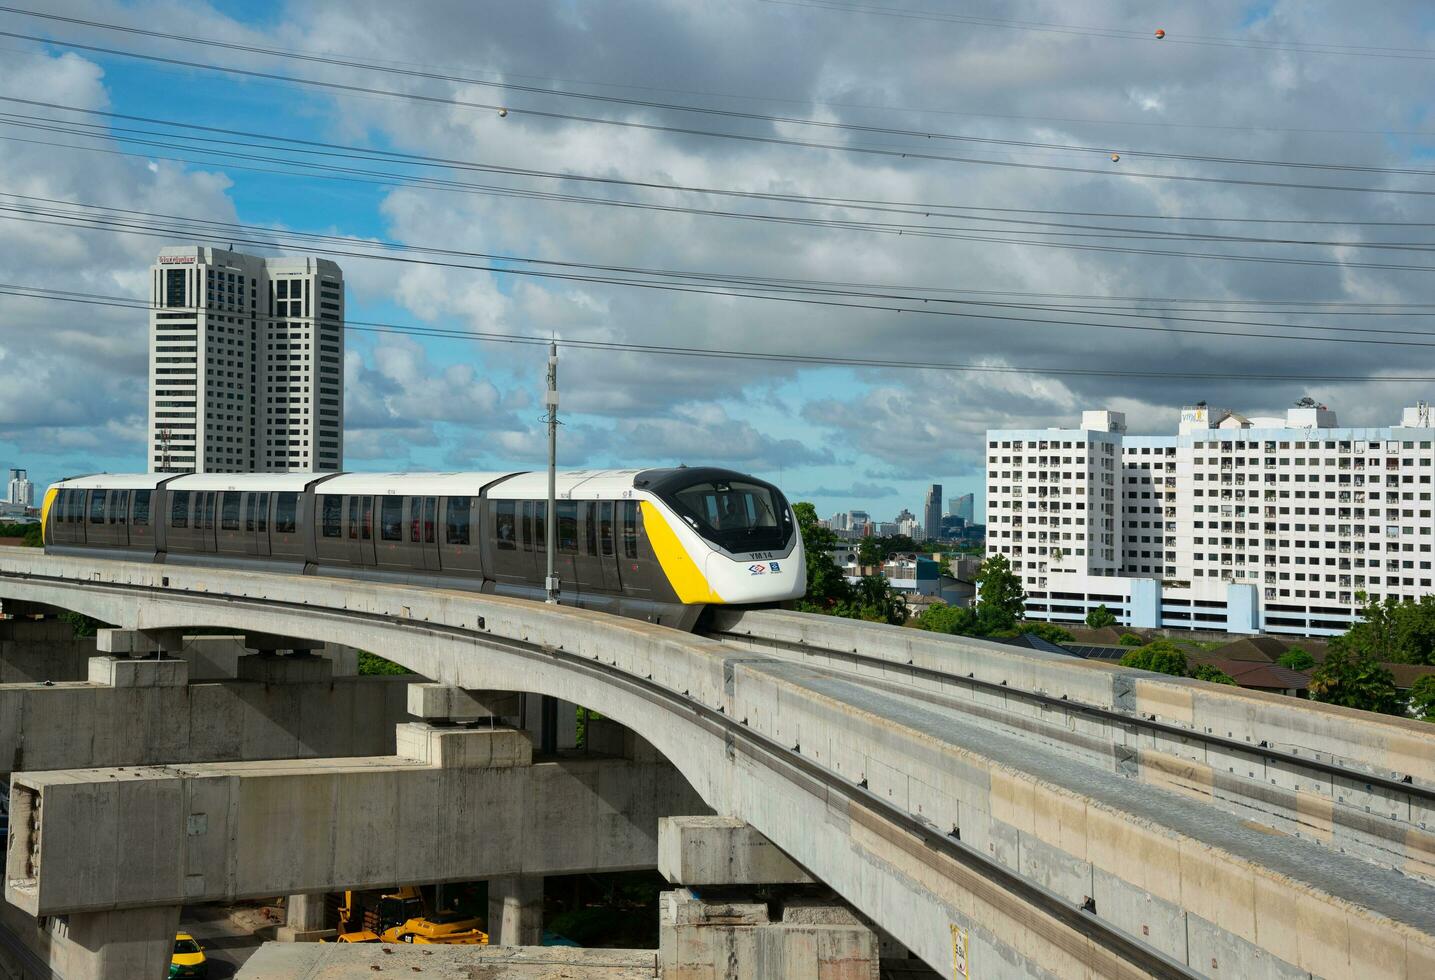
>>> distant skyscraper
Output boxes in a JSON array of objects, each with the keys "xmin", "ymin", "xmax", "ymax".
[
  {"xmin": 922, "ymin": 484, "xmax": 942, "ymax": 543},
  {"xmin": 148, "ymin": 245, "xmax": 344, "ymax": 474},
  {"xmin": 954, "ymin": 493, "xmax": 975, "ymax": 525},
  {"xmin": 6, "ymin": 469, "xmax": 32, "ymax": 508}
]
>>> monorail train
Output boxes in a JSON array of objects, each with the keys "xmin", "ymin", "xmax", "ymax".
[{"xmin": 40, "ymin": 467, "xmax": 805, "ymax": 631}]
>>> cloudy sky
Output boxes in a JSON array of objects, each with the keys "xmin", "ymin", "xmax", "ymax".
[{"xmin": 1, "ymin": 0, "xmax": 1433, "ymax": 521}]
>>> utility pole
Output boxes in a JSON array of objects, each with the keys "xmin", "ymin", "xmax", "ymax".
[
  {"xmin": 541, "ymin": 341, "xmax": 560, "ymax": 757},
  {"xmin": 544, "ymin": 341, "xmax": 560, "ymax": 605}
]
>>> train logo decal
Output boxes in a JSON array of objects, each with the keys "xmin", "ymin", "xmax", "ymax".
[
  {"xmin": 747, "ymin": 563, "xmax": 767, "ymax": 575},
  {"xmin": 768, "ymin": 561, "xmax": 781, "ymax": 573}
]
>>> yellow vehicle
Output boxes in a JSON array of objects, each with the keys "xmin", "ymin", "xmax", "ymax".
[
  {"xmin": 169, "ymin": 933, "xmax": 207, "ymax": 978},
  {"xmin": 380, "ymin": 911, "xmax": 488, "ymax": 945},
  {"xmin": 333, "ymin": 930, "xmax": 382, "ymax": 943}
]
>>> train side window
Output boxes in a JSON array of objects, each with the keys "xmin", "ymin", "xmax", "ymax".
[
  {"xmin": 380, "ymin": 496, "xmax": 403, "ymax": 541},
  {"xmin": 221, "ymin": 492, "xmax": 241, "ymax": 531},
  {"xmin": 622, "ymin": 501, "xmax": 639, "ymax": 558},
  {"xmin": 408, "ymin": 496, "xmax": 422, "ymax": 542},
  {"xmin": 111, "ymin": 490, "xmax": 129, "ymax": 525},
  {"xmin": 171, "ymin": 491, "xmax": 190, "ymax": 529},
  {"xmin": 599, "ymin": 502, "xmax": 615, "ymax": 556},
  {"xmin": 89, "ymin": 490, "xmax": 107, "ymax": 525},
  {"xmin": 528, "ymin": 500, "xmax": 545, "ymax": 552},
  {"xmin": 244, "ymin": 493, "xmax": 256, "ymax": 532},
  {"xmin": 584, "ymin": 502, "xmax": 597, "ymax": 555},
  {"xmin": 133, "ymin": 491, "xmax": 151, "ymax": 527},
  {"xmin": 495, "ymin": 500, "xmax": 516, "ymax": 550},
  {"xmin": 255, "ymin": 493, "xmax": 269, "ymax": 533},
  {"xmin": 348, "ymin": 497, "xmax": 359, "ymax": 539},
  {"xmin": 321, "ymin": 495, "xmax": 342, "ymax": 537},
  {"xmin": 558, "ymin": 501, "xmax": 578, "ymax": 554},
  {"xmin": 202, "ymin": 493, "xmax": 216, "ymax": 531},
  {"xmin": 446, "ymin": 497, "xmax": 471, "ymax": 546},
  {"xmin": 423, "ymin": 497, "xmax": 437, "ymax": 544},
  {"xmin": 360, "ymin": 497, "xmax": 373, "ymax": 541},
  {"xmin": 275, "ymin": 493, "xmax": 298, "ymax": 534}
]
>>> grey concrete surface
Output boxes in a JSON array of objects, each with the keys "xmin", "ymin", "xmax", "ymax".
[
  {"xmin": 237, "ymin": 943, "xmax": 659, "ymax": 979},
  {"xmin": 489, "ymin": 875, "xmax": 543, "ymax": 946},
  {"xmin": 0, "ymin": 660, "xmax": 412, "ymax": 774},
  {"xmin": 7, "ymin": 724, "xmax": 706, "ymax": 915},
  {"xmin": 658, "ymin": 816, "xmax": 813, "ymax": 886},
  {"xmin": 2, "ymin": 551, "xmax": 1433, "ymax": 978}
]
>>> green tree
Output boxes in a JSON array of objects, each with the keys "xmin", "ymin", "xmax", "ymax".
[
  {"xmin": 1085, "ymin": 604, "xmax": 1117, "ymax": 629},
  {"xmin": 1190, "ymin": 663, "xmax": 1238, "ymax": 685},
  {"xmin": 973, "ymin": 555, "xmax": 1025, "ymax": 635},
  {"xmin": 912, "ymin": 601, "xmax": 978, "ymax": 636},
  {"xmin": 1119, "ymin": 639, "xmax": 1189, "ymax": 677},
  {"xmin": 1277, "ymin": 647, "xmax": 1315, "ymax": 671},
  {"xmin": 1409, "ymin": 675, "xmax": 1435, "ymax": 722},
  {"xmin": 793, "ymin": 502, "xmax": 854, "ymax": 613},
  {"xmin": 1307, "ymin": 637, "xmax": 1403, "ymax": 715},
  {"xmin": 856, "ymin": 537, "xmax": 884, "ymax": 568},
  {"xmin": 1339, "ymin": 592, "xmax": 1435, "ymax": 665},
  {"xmin": 835, "ymin": 574, "xmax": 909, "ymax": 626},
  {"xmin": 357, "ymin": 651, "xmax": 410, "ymax": 676},
  {"xmin": 1118, "ymin": 632, "xmax": 1143, "ymax": 647}
]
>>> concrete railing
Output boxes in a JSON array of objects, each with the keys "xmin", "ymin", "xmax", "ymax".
[{"xmin": 2, "ymin": 550, "xmax": 1433, "ymax": 979}]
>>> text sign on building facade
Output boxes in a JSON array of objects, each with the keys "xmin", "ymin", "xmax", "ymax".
[{"xmin": 158, "ymin": 255, "xmax": 196, "ymax": 264}]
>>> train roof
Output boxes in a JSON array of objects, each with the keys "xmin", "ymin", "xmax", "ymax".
[
  {"xmin": 317, "ymin": 472, "xmax": 518, "ymax": 495},
  {"xmin": 167, "ymin": 473, "xmax": 339, "ymax": 492},
  {"xmin": 485, "ymin": 470, "xmax": 645, "ymax": 499},
  {"xmin": 49, "ymin": 474, "xmax": 174, "ymax": 490}
]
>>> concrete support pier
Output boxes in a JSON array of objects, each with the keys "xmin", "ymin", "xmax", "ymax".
[
  {"xmin": 277, "ymin": 891, "xmax": 334, "ymax": 943},
  {"xmin": 488, "ymin": 874, "xmax": 544, "ymax": 946},
  {"xmin": 0, "ymin": 901, "xmax": 180, "ymax": 980}
]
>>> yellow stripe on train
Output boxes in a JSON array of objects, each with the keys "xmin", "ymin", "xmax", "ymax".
[
  {"xmin": 39, "ymin": 487, "xmax": 57, "ymax": 547},
  {"xmin": 640, "ymin": 500, "xmax": 725, "ymax": 605}
]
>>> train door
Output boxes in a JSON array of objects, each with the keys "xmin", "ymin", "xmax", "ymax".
[
  {"xmin": 615, "ymin": 500, "xmax": 651, "ymax": 595},
  {"xmin": 572, "ymin": 501, "xmax": 604, "ymax": 595},
  {"xmin": 109, "ymin": 489, "xmax": 130, "ymax": 548},
  {"xmin": 488, "ymin": 498, "xmax": 526, "ymax": 585},
  {"xmin": 315, "ymin": 493, "xmax": 348, "ymax": 565},
  {"xmin": 346, "ymin": 495, "xmax": 375, "ymax": 566},
  {"xmin": 270, "ymin": 492, "xmax": 302, "ymax": 561},
  {"xmin": 86, "ymin": 490, "xmax": 116, "ymax": 546},
  {"xmin": 166, "ymin": 490, "xmax": 194, "ymax": 552},
  {"xmin": 596, "ymin": 501, "xmax": 620, "ymax": 591},
  {"xmin": 375, "ymin": 494, "xmax": 415, "ymax": 570},
  {"xmin": 555, "ymin": 500, "xmax": 579, "ymax": 592},
  {"xmin": 216, "ymin": 491, "xmax": 247, "ymax": 555},
  {"xmin": 242, "ymin": 492, "xmax": 270, "ymax": 557},
  {"xmin": 419, "ymin": 497, "xmax": 439, "ymax": 570},
  {"xmin": 130, "ymin": 490, "xmax": 156, "ymax": 553},
  {"xmin": 198, "ymin": 492, "xmax": 218, "ymax": 553},
  {"xmin": 439, "ymin": 496, "xmax": 482, "ymax": 578}
]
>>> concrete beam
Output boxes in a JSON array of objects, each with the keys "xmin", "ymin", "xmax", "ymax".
[
  {"xmin": 95, "ymin": 627, "xmax": 184, "ymax": 656},
  {"xmin": 243, "ymin": 631, "xmax": 319, "ymax": 654},
  {"xmin": 0, "ymin": 663, "xmax": 411, "ymax": 773},
  {"xmin": 6, "ymin": 724, "xmax": 706, "ymax": 915},
  {"xmin": 236, "ymin": 652, "xmax": 331, "ymax": 685},
  {"xmin": 659, "ymin": 816, "xmax": 813, "ymax": 886},
  {"xmin": 86, "ymin": 655, "xmax": 187, "ymax": 688},
  {"xmin": 407, "ymin": 683, "xmax": 520, "ymax": 721},
  {"xmin": 488, "ymin": 875, "xmax": 543, "ymax": 946}
]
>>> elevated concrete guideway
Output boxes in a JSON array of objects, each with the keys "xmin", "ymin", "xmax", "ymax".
[{"xmin": 2, "ymin": 550, "xmax": 1434, "ymax": 978}]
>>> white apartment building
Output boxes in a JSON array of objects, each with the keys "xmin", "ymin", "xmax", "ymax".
[
  {"xmin": 987, "ymin": 404, "xmax": 1435, "ymax": 637},
  {"xmin": 6, "ymin": 469, "xmax": 32, "ymax": 508},
  {"xmin": 148, "ymin": 246, "xmax": 344, "ymax": 474}
]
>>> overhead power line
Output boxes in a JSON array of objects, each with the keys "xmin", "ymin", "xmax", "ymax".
[
  {"xmin": 757, "ymin": 0, "xmax": 1435, "ymax": 61},
  {"xmin": 5, "ymin": 27, "xmax": 1435, "ymax": 197},
  {"xmin": 4, "ymin": 6, "xmax": 1434, "ymax": 177},
  {"xmin": 2, "ymin": 280, "xmax": 1429, "ymax": 384},
  {"xmin": 10, "ymin": 95, "xmax": 1435, "ymax": 229},
  {"xmin": 4, "ymin": 195, "xmax": 1435, "ymax": 351}
]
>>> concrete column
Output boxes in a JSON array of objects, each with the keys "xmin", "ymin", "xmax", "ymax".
[
  {"xmin": 407, "ymin": 684, "xmax": 520, "ymax": 722},
  {"xmin": 86, "ymin": 655, "xmax": 188, "ymax": 688},
  {"xmin": 277, "ymin": 891, "xmax": 334, "ymax": 942},
  {"xmin": 44, "ymin": 904, "xmax": 181, "ymax": 980},
  {"xmin": 659, "ymin": 889, "xmax": 879, "ymax": 980},
  {"xmin": 659, "ymin": 816, "xmax": 813, "ymax": 886},
  {"xmin": 488, "ymin": 875, "xmax": 543, "ymax": 946}
]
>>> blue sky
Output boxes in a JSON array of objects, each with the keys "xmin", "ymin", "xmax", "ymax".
[{"xmin": 2, "ymin": 0, "xmax": 1433, "ymax": 526}]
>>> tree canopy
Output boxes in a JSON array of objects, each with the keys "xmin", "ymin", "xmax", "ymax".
[
  {"xmin": 1336, "ymin": 592, "xmax": 1435, "ymax": 665},
  {"xmin": 1276, "ymin": 647, "xmax": 1315, "ymax": 671},
  {"xmin": 1084, "ymin": 604, "xmax": 1117, "ymax": 629},
  {"xmin": 1409, "ymin": 675, "xmax": 1435, "ymax": 722},
  {"xmin": 1119, "ymin": 639, "xmax": 1189, "ymax": 677},
  {"xmin": 973, "ymin": 554, "xmax": 1025, "ymax": 635},
  {"xmin": 1307, "ymin": 636, "xmax": 1403, "ymax": 715}
]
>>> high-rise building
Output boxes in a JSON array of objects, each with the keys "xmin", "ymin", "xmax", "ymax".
[
  {"xmin": 148, "ymin": 246, "xmax": 344, "ymax": 474},
  {"xmin": 953, "ymin": 493, "xmax": 975, "ymax": 525},
  {"xmin": 986, "ymin": 403, "xmax": 1435, "ymax": 637},
  {"xmin": 6, "ymin": 469, "xmax": 32, "ymax": 508},
  {"xmin": 922, "ymin": 484, "xmax": 942, "ymax": 544}
]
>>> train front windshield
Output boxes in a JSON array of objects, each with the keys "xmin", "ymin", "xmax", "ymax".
[{"xmin": 663, "ymin": 477, "xmax": 793, "ymax": 554}]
